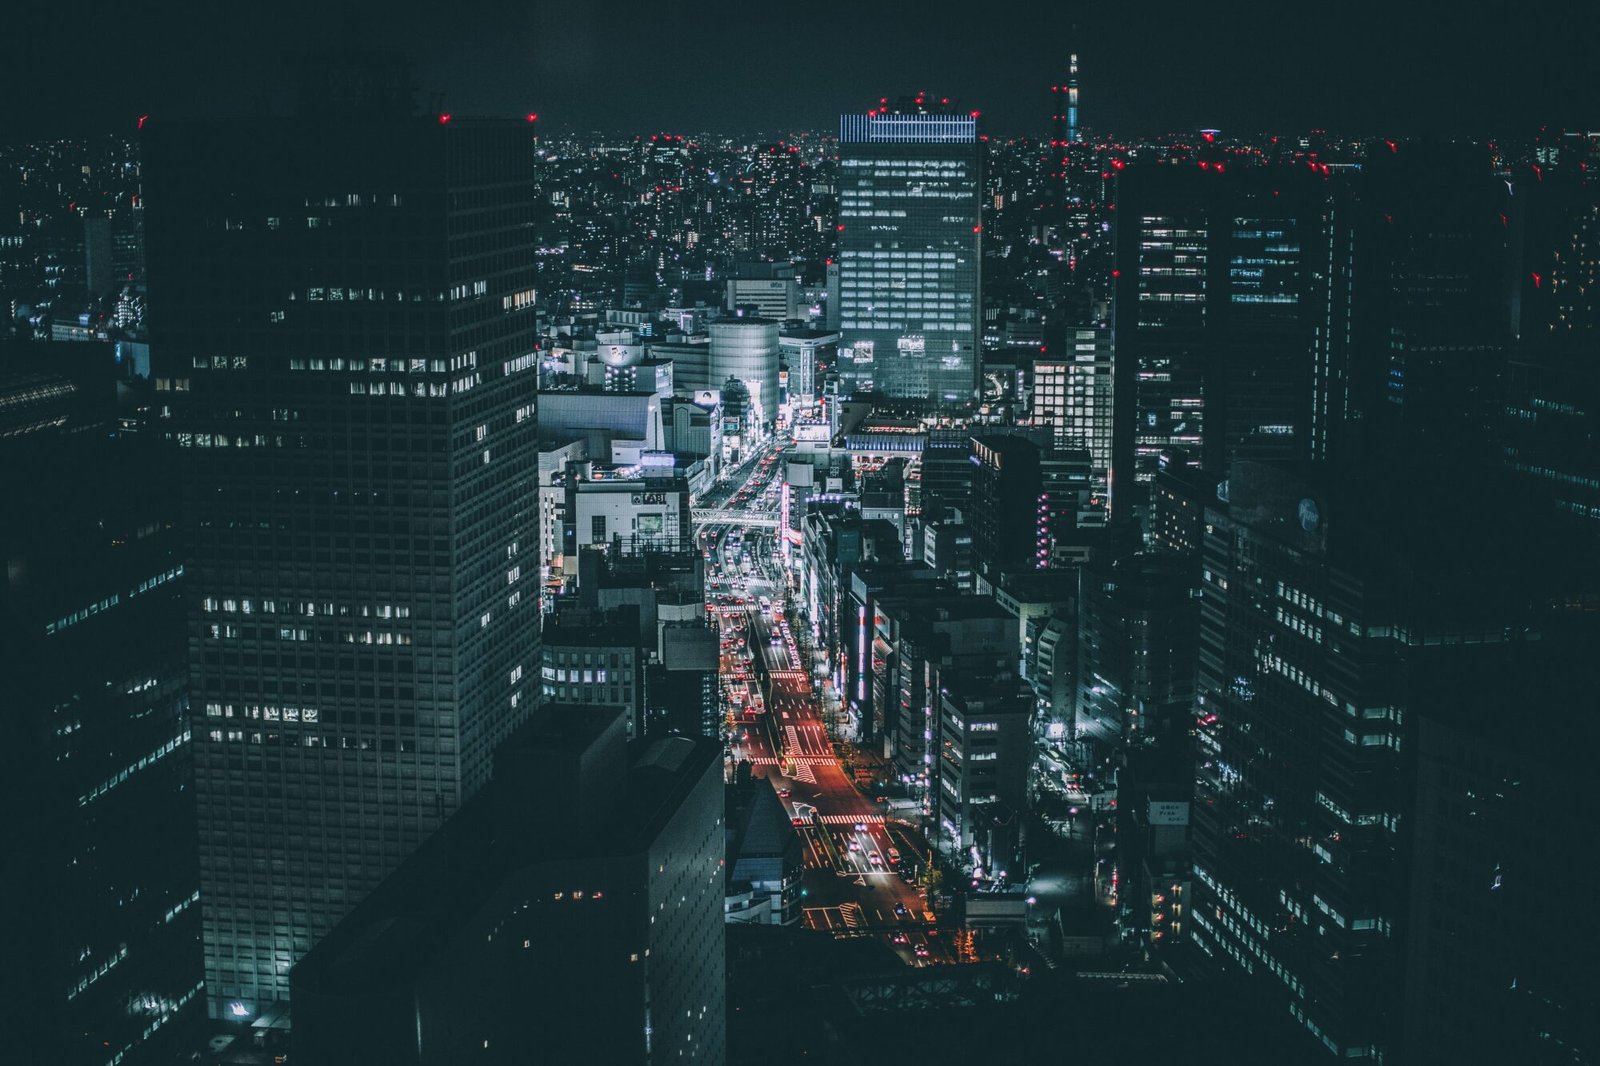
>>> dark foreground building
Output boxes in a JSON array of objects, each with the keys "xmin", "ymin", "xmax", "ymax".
[
  {"xmin": 1190, "ymin": 459, "xmax": 1596, "ymax": 1060},
  {"xmin": 291, "ymin": 708, "xmax": 725, "ymax": 1065},
  {"xmin": 2, "ymin": 354, "xmax": 202, "ymax": 1065},
  {"xmin": 142, "ymin": 114, "xmax": 543, "ymax": 1017}
]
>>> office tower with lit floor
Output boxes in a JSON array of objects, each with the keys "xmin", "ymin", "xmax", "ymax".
[
  {"xmin": 142, "ymin": 110, "xmax": 543, "ymax": 1018},
  {"xmin": 837, "ymin": 96, "xmax": 981, "ymax": 407}
]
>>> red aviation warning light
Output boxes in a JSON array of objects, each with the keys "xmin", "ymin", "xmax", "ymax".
[
  {"xmin": 438, "ymin": 114, "xmax": 451, "ymax": 124},
  {"xmin": 526, "ymin": 113, "xmax": 539, "ymax": 123}
]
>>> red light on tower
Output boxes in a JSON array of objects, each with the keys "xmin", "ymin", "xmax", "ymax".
[
  {"xmin": 136, "ymin": 114, "xmax": 149, "ymax": 130},
  {"xmin": 973, "ymin": 225, "xmax": 982, "ymax": 233},
  {"xmin": 836, "ymin": 224, "xmax": 845, "ymax": 232},
  {"xmin": 970, "ymin": 110, "xmax": 980, "ymax": 119},
  {"xmin": 1201, "ymin": 130, "xmax": 1215, "ymax": 143},
  {"xmin": 526, "ymin": 113, "xmax": 539, "ymax": 123},
  {"xmin": 438, "ymin": 114, "xmax": 451, "ymax": 124}
]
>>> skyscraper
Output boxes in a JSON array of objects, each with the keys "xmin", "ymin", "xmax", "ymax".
[
  {"xmin": 837, "ymin": 97, "xmax": 981, "ymax": 406},
  {"xmin": 1189, "ymin": 460, "xmax": 1579, "ymax": 1059},
  {"xmin": 1111, "ymin": 166, "xmax": 1319, "ymax": 506},
  {"xmin": 3, "ymin": 357, "xmax": 202, "ymax": 1065},
  {"xmin": 1032, "ymin": 325, "xmax": 1113, "ymax": 519},
  {"xmin": 143, "ymin": 113, "xmax": 543, "ymax": 1017}
]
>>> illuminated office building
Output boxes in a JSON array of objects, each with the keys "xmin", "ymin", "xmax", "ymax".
[
  {"xmin": 837, "ymin": 98, "xmax": 981, "ymax": 406},
  {"xmin": 1112, "ymin": 167, "xmax": 1318, "ymax": 507},
  {"xmin": 143, "ymin": 114, "xmax": 543, "ymax": 1018}
]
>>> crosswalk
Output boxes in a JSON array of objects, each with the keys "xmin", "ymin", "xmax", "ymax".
[
  {"xmin": 840, "ymin": 902, "xmax": 864, "ymax": 929},
  {"xmin": 746, "ymin": 756, "xmax": 835, "ymax": 766},
  {"xmin": 815, "ymin": 813, "xmax": 885, "ymax": 826}
]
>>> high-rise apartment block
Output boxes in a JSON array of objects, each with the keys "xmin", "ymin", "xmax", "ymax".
[
  {"xmin": 143, "ymin": 115, "xmax": 543, "ymax": 1017},
  {"xmin": 837, "ymin": 99, "xmax": 981, "ymax": 406}
]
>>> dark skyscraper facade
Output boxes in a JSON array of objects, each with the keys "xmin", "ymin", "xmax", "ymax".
[
  {"xmin": 143, "ymin": 115, "xmax": 543, "ymax": 1018},
  {"xmin": 4, "ymin": 380, "xmax": 202, "ymax": 1066},
  {"xmin": 1188, "ymin": 460, "xmax": 1577, "ymax": 1060},
  {"xmin": 1113, "ymin": 167, "xmax": 1317, "ymax": 506},
  {"xmin": 837, "ymin": 101, "xmax": 981, "ymax": 406}
]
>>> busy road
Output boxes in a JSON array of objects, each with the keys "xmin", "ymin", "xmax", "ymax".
[{"xmin": 701, "ymin": 438, "xmax": 956, "ymax": 966}]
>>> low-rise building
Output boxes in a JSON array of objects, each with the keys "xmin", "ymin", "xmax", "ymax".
[
  {"xmin": 724, "ymin": 780, "xmax": 804, "ymax": 926},
  {"xmin": 936, "ymin": 675, "xmax": 1032, "ymax": 870}
]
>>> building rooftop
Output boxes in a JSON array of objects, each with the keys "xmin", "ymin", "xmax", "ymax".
[{"xmin": 292, "ymin": 714, "xmax": 718, "ymax": 998}]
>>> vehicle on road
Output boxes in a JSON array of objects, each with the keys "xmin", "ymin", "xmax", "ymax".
[
  {"xmin": 891, "ymin": 931, "xmax": 908, "ymax": 945},
  {"xmin": 847, "ymin": 839, "xmax": 859, "ymax": 852},
  {"xmin": 894, "ymin": 903, "xmax": 908, "ymax": 917},
  {"xmin": 868, "ymin": 851, "xmax": 883, "ymax": 867},
  {"xmin": 777, "ymin": 787, "xmax": 790, "ymax": 798},
  {"xmin": 914, "ymin": 944, "xmax": 930, "ymax": 958}
]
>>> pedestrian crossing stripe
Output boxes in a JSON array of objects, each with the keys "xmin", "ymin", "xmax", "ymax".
[
  {"xmin": 816, "ymin": 814, "xmax": 885, "ymax": 825},
  {"xmin": 747, "ymin": 756, "xmax": 835, "ymax": 765}
]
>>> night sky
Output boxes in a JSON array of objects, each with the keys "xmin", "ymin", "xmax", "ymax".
[{"xmin": 5, "ymin": 0, "xmax": 1596, "ymax": 140}]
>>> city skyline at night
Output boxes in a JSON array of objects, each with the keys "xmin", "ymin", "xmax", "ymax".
[{"xmin": 5, "ymin": 10, "xmax": 1600, "ymax": 1066}]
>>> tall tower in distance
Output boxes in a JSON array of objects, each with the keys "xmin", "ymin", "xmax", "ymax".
[
  {"xmin": 142, "ymin": 112, "xmax": 544, "ymax": 1019},
  {"xmin": 1067, "ymin": 53, "xmax": 1080, "ymax": 144},
  {"xmin": 1050, "ymin": 54, "xmax": 1081, "ymax": 236}
]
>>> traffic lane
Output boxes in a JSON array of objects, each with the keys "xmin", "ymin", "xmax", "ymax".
[{"xmin": 733, "ymin": 557, "xmax": 936, "ymax": 934}]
